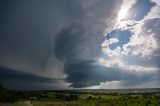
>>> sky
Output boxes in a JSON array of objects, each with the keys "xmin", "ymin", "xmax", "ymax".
[{"xmin": 0, "ymin": 0, "xmax": 160, "ymax": 90}]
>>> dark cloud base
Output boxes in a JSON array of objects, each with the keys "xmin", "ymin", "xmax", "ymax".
[
  {"xmin": 0, "ymin": 66, "xmax": 58, "ymax": 90},
  {"xmin": 64, "ymin": 61, "xmax": 158, "ymax": 88}
]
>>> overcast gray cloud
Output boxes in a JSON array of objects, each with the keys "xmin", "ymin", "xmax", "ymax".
[{"xmin": 0, "ymin": 0, "xmax": 122, "ymax": 89}]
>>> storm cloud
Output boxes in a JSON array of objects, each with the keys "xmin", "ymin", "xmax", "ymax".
[{"xmin": 0, "ymin": 0, "xmax": 160, "ymax": 90}]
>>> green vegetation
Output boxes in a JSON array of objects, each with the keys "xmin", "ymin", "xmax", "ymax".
[{"xmin": 0, "ymin": 85, "xmax": 160, "ymax": 106}]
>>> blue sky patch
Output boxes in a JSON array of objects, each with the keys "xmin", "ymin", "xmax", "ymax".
[
  {"xmin": 106, "ymin": 29, "xmax": 132, "ymax": 50},
  {"xmin": 127, "ymin": 0, "xmax": 156, "ymax": 21}
]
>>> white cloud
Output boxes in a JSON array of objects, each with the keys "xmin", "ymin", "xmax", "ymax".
[
  {"xmin": 102, "ymin": 46, "xmax": 121, "ymax": 57},
  {"xmin": 101, "ymin": 38, "xmax": 119, "ymax": 47},
  {"xmin": 99, "ymin": 57, "xmax": 159, "ymax": 73},
  {"xmin": 143, "ymin": 0, "xmax": 160, "ymax": 20},
  {"xmin": 100, "ymin": 0, "xmax": 160, "ymax": 80},
  {"xmin": 122, "ymin": 0, "xmax": 137, "ymax": 9},
  {"xmin": 122, "ymin": 22, "xmax": 158, "ymax": 57},
  {"xmin": 117, "ymin": 0, "xmax": 137, "ymax": 21},
  {"xmin": 84, "ymin": 81, "xmax": 122, "ymax": 89},
  {"xmin": 86, "ymin": 79, "xmax": 160, "ymax": 89}
]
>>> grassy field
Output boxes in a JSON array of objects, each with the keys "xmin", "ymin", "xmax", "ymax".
[
  {"xmin": 9, "ymin": 92, "xmax": 160, "ymax": 106},
  {"xmin": 1, "ymin": 88, "xmax": 160, "ymax": 106}
]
